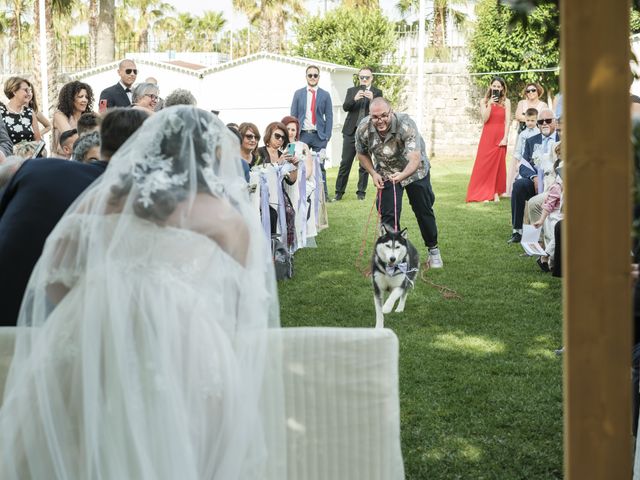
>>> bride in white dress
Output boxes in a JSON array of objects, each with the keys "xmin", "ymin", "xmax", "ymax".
[{"xmin": 0, "ymin": 106, "xmax": 282, "ymax": 479}]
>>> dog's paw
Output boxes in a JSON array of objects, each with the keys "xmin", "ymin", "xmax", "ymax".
[
  {"xmin": 382, "ymin": 303, "xmax": 394, "ymax": 314},
  {"xmin": 395, "ymin": 305, "xmax": 405, "ymax": 313}
]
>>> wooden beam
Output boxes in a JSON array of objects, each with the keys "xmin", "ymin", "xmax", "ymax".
[{"xmin": 562, "ymin": 1, "xmax": 633, "ymax": 478}]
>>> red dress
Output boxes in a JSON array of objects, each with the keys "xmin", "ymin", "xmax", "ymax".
[{"xmin": 466, "ymin": 104, "xmax": 507, "ymax": 202}]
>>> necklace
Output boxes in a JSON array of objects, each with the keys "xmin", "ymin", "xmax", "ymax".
[{"xmin": 5, "ymin": 103, "xmax": 24, "ymax": 115}]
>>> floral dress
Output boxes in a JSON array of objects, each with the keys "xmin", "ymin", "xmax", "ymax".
[{"xmin": 0, "ymin": 103, "xmax": 36, "ymax": 145}]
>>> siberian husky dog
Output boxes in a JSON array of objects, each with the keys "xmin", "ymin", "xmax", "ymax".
[{"xmin": 372, "ymin": 225, "xmax": 419, "ymax": 328}]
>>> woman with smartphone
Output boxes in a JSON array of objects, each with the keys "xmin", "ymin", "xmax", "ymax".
[
  {"xmin": 466, "ymin": 76, "xmax": 511, "ymax": 203},
  {"xmin": 254, "ymin": 121, "xmax": 299, "ymax": 248}
]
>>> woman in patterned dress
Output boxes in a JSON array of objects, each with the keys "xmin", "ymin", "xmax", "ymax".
[{"xmin": 0, "ymin": 77, "xmax": 41, "ymax": 146}]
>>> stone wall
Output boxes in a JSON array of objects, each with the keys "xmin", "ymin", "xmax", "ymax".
[{"xmin": 400, "ymin": 63, "xmax": 485, "ymax": 159}]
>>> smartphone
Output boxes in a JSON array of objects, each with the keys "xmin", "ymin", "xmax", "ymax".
[
  {"xmin": 99, "ymin": 99, "xmax": 108, "ymax": 113},
  {"xmin": 491, "ymin": 89, "xmax": 500, "ymax": 101},
  {"xmin": 31, "ymin": 140, "xmax": 46, "ymax": 158},
  {"xmin": 287, "ymin": 143, "xmax": 296, "ymax": 156}
]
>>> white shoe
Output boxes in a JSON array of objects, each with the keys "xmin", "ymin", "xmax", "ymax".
[{"xmin": 428, "ymin": 247, "xmax": 443, "ymax": 269}]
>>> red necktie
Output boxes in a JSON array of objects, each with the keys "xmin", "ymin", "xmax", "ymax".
[{"xmin": 309, "ymin": 89, "xmax": 316, "ymax": 125}]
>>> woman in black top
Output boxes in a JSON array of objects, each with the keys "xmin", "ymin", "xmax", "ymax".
[{"xmin": 0, "ymin": 77, "xmax": 41, "ymax": 146}]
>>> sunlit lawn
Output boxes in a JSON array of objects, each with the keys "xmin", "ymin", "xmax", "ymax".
[{"xmin": 278, "ymin": 157, "xmax": 563, "ymax": 479}]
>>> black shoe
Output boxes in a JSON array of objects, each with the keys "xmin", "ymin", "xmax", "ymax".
[
  {"xmin": 507, "ymin": 232, "xmax": 522, "ymax": 244},
  {"xmin": 356, "ymin": 194, "xmax": 365, "ymax": 201},
  {"xmin": 537, "ymin": 257, "xmax": 550, "ymax": 272},
  {"xmin": 330, "ymin": 195, "xmax": 343, "ymax": 203}
]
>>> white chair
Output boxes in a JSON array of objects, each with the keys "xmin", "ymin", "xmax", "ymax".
[{"xmin": 0, "ymin": 327, "xmax": 404, "ymax": 480}]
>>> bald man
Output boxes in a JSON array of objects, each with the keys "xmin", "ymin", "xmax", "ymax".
[{"xmin": 99, "ymin": 59, "xmax": 138, "ymax": 108}]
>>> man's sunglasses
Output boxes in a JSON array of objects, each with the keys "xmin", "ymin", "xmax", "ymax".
[
  {"xmin": 125, "ymin": 69, "xmax": 138, "ymax": 75},
  {"xmin": 359, "ymin": 75, "xmax": 371, "ymax": 80},
  {"xmin": 526, "ymin": 88, "xmax": 537, "ymax": 93},
  {"xmin": 307, "ymin": 73, "xmax": 319, "ymax": 78},
  {"xmin": 273, "ymin": 133, "xmax": 286, "ymax": 140},
  {"xmin": 537, "ymin": 118, "xmax": 554, "ymax": 125}
]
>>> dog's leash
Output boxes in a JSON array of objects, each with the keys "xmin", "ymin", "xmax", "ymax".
[
  {"xmin": 419, "ymin": 263, "xmax": 462, "ymax": 300},
  {"xmin": 355, "ymin": 189, "xmax": 382, "ymax": 277}
]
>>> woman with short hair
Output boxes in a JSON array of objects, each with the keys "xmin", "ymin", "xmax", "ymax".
[
  {"xmin": 131, "ymin": 83, "xmax": 159, "ymax": 113},
  {"xmin": 0, "ymin": 77, "xmax": 41, "ymax": 145}
]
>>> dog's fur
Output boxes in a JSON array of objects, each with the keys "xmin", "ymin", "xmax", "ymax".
[{"xmin": 372, "ymin": 225, "xmax": 419, "ymax": 328}]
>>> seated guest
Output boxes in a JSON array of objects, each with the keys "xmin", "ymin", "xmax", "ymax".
[
  {"xmin": 0, "ymin": 107, "xmax": 149, "ymax": 326},
  {"xmin": 238, "ymin": 122, "xmax": 260, "ymax": 166},
  {"xmin": 508, "ymin": 108, "xmax": 559, "ymax": 243},
  {"xmin": 13, "ymin": 140, "xmax": 45, "ymax": 159},
  {"xmin": 532, "ymin": 156, "xmax": 563, "ymax": 272},
  {"xmin": 77, "ymin": 111, "xmax": 101, "ymax": 136},
  {"xmin": 72, "ymin": 131, "xmax": 101, "ymax": 163},
  {"xmin": 0, "ymin": 156, "xmax": 26, "ymax": 189},
  {"xmin": 131, "ymin": 82, "xmax": 159, "ymax": 113},
  {"xmin": 0, "ymin": 115, "xmax": 12, "ymax": 159},
  {"xmin": 57, "ymin": 128, "xmax": 78, "ymax": 159},
  {"xmin": 164, "ymin": 88, "xmax": 197, "ymax": 107}
]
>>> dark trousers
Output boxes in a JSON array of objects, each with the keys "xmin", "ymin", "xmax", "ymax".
[
  {"xmin": 511, "ymin": 177, "xmax": 536, "ymax": 229},
  {"xmin": 552, "ymin": 220, "xmax": 562, "ymax": 278},
  {"xmin": 376, "ymin": 173, "xmax": 438, "ymax": 248},
  {"xmin": 334, "ymin": 134, "xmax": 369, "ymax": 197},
  {"xmin": 300, "ymin": 130, "xmax": 328, "ymax": 199}
]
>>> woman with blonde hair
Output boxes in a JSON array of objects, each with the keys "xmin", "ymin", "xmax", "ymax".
[{"xmin": 0, "ymin": 77, "xmax": 42, "ymax": 146}]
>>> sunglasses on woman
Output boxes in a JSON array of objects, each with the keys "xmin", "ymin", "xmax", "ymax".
[
  {"xmin": 526, "ymin": 88, "xmax": 537, "ymax": 93},
  {"xmin": 244, "ymin": 134, "xmax": 257, "ymax": 140},
  {"xmin": 273, "ymin": 133, "xmax": 285, "ymax": 140}
]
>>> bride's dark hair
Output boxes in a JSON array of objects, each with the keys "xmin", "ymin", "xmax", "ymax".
[{"xmin": 110, "ymin": 107, "xmax": 230, "ymax": 222}]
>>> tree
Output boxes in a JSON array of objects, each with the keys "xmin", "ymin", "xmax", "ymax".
[
  {"xmin": 469, "ymin": 0, "xmax": 559, "ymax": 100},
  {"xmin": 96, "ymin": 0, "xmax": 116, "ymax": 65},
  {"xmin": 293, "ymin": 6, "xmax": 405, "ymax": 105},
  {"xmin": 233, "ymin": 0, "xmax": 305, "ymax": 53},
  {"xmin": 396, "ymin": 0, "xmax": 468, "ymax": 50}
]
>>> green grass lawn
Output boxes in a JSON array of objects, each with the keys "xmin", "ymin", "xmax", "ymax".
[{"xmin": 278, "ymin": 157, "xmax": 563, "ymax": 479}]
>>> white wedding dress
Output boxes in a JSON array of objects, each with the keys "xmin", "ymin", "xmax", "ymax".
[{"xmin": 0, "ymin": 107, "xmax": 282, "ymax": 479}]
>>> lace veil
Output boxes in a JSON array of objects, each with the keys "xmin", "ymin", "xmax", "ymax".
[{"xmin": 0, "ymin": 106, "xmax": 283, "ymax": 479}]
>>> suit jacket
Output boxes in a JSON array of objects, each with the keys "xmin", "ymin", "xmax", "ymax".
[
  {"xmin": 0, "ymin": 118, "xmax": 12, "ymax": 157},
  {"xmin": 290, "ymin": 87, "xmax": 333, "ymax": 141},
  {"xmin": 100, "ymin": 83, "xmax": 131, "ymax": 108},
  {"xmin": 520, "ymin": 132, "xmax": 560, "ymax": 179},
  {"xmin": 0, "ymin": 158, "xmax": 107, "ymax": 325},
  {"xmin": 341, "ymin": 85, "xmax": 383, "ymax": 136}
]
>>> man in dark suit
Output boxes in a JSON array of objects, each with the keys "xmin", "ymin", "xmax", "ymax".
[
  {"xmin": 333, "ymin": 67, "xmax": 382, "ymax": 201},
  {"xmin": 508, "ymin": 108, "xmax": 559, "ymax": 243},
  {"xmin": 290, "ymin": 65, "xmax": 333, "ymax": 198},
  {"xmin": 99, "ymin": 59, "xmax": 138, "ymax": 109},
  {"xmin": 0, "ymin": 108, "xmax": 149, "ymax": 325},
  {"xmin": 0, "ymin": 118, "xmax": 12, "ymax": 159}
]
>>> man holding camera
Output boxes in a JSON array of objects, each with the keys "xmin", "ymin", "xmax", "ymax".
[{"xmin": 332, "ymin": 67, "xmax": 382, "ymax": 202}]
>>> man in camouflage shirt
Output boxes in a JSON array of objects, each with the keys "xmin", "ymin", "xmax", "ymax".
[{"xmin": 356, "ymin": 97, "xmax": 443, "ymax": 268}]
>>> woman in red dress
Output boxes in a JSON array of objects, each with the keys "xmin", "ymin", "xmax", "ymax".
[{"xmin": 466, "ymin": 77, "xmax": 511, "ymax": 202}]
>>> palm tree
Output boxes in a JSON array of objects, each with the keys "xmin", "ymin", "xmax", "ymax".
[
  {"xmin": 342, "ymin": 0, "xmax": 379, "ymax": 7},
  {"xmin": 96, "ymin": 0, "xmax": 115, "ymax": 65},
  {"xmin": 122, "ymin": 0, "xmax": 174, "ymax": 51},
  {"xmin": 395, "ymin": 0, "xmax": 467, "ymax": 50},
  {"xmin": 233, "ymin": 0, "xmax": 305, "ymax": 53},
  {"xmin": 32, "ymin": 0, "xmax": 75, "ymax": 114}
]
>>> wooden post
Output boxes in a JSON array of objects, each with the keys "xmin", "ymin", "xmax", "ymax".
[{"xmin": 562, "ymin": 1, "xmax": 633, "ymax": 478}]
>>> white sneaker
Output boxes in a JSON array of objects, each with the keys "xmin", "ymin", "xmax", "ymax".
[{"xmin": 428, "ymin": 247, "xmax": 443, "ymax": 269}]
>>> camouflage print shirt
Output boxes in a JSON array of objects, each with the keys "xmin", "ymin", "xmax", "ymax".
[{"xmin": 355, "ymin": 112, "xmax": 430, "ymax": 187}]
